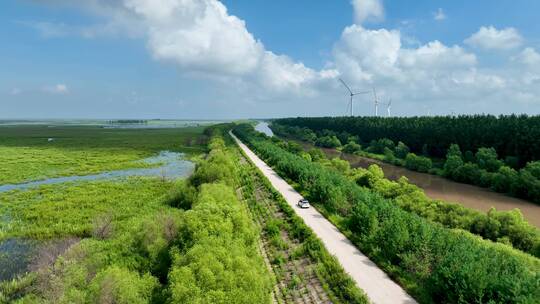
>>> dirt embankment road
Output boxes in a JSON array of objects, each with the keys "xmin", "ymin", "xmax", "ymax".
[{"xmin": 230, "ymin": 131, "xmax": 417, "ymax": 304}]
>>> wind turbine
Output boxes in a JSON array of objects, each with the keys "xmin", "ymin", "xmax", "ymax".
[
  {"xmin": 372, "ymin": 87, "xmax": 380, "ymax": 117},
  {"xmin": 385, "ymin": 99, "xmax": 392, "ymax": 117},
  {"xmin": 339, "ymin": 78, "xmax": 370, "ymax": 116}
]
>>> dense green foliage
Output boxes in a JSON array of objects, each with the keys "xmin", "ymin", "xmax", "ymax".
[
  {"xmin": 0, "ymin": 125, "xmax": 206, "ymax": 184},
  {"xmin": 315, "ymin": 135, "xmax": 341, "ymax": 148},
  {"xmin": 442, "ymin": 144, "xmax": 540, "ymax": 204},
  {"xmin": 1, "ymin": 127, "xmax": 273, "ymax": 303},
  {"xmin": 271, "ymin": 136, "xmax": 540, "ymax": 257},
  {"xmin": 274, "ymin": 115, "xmax": 540, "ymax": 165},
  {"xmin": 404, "ymin": 153, "xmax": 433, "ymax": 173},
  {"xmin": 234, "ymin": 123, "xmax": 540, "ymax": 304},
  {"xmin": 348, "ymin": 165, "xmax": 540, "ymax": 257},
  {"xmin": 273, "ymin": 121, "xmax": 540, "ymax": 204}
]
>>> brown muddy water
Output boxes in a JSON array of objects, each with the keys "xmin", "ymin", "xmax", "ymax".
[{"xmin": 306, "ymin": 144, "xmax": 540, "ymax": 227}]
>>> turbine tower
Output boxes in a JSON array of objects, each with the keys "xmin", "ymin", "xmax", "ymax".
[{"xmin": 339, "ymin": 78, "xmax": 370, "ymax": 116}]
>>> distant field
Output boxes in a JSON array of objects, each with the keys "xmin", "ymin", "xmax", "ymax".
[{"xmin": 0, "ymin": 125, "xmax": 206, "ymax": 184}]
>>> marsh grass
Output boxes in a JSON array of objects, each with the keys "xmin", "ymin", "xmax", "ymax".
[
  {"xmin": 0, "ymin": 178, "xmax": 176, "ymax": 241},
  {"xmin": 0, "ymin": 125, "xmax": 207, "ymax": 184}
]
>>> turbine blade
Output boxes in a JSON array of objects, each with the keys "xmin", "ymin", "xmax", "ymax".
[
  {"xmin": 352, "ymin": 91, "xmax": 371, "ymax": 95},
  {"xmin": 339, "ymin": 78, "xmax": 353, "ymax": 95}
]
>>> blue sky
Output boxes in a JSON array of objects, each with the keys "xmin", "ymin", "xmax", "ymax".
[{"xmin": 1, "ymin": 0, "xmax": 539, "ymax": 119}]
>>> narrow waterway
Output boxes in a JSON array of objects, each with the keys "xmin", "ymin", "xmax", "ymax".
[
  {"xmin": 318, "ymin": 146, "xmax": 540, "ymax": 227},
  {"xmin": 0, "ymin": 151, "xmax": 194, "ymax": 193}
]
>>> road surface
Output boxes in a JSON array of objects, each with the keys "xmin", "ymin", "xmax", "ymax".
[{"xmin": 230, "ymin": 131, "xmax": 417, "ymax": 304}]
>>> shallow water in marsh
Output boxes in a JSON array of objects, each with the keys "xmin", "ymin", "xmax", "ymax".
[
  {"xmin": 0, "ymin": 238, "xmax": 40, "ymax": 281},
  {"xmin": 0, "ymin": 238, "xmax": 79, "ymax": 281},
  {"xmin": 0, "ymin": 151, "xmax": 194, "ymax": 193},
  {"xmin": 301, "ymin": 143, "xmax": 540, "ymax": 228}
]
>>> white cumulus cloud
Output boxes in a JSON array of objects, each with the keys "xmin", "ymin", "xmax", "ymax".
[
  {"xmin": 465, "ymin": 26, "xmax": 523, "ymax": 50},
  {"xmin": 513, "ymin": 47, "xmax": 540, "ymax": 66},
  {"xmin": 351, "ymin": 0, "xmax": 384, "ymax": 24}
]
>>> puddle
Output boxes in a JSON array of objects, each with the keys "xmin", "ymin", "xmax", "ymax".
[{"xmin": 0, "ymin": 151, "xmax": 195, "ymax": 193}]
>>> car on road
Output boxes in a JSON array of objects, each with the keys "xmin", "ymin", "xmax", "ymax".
[{"xmin": 297, "ymin": 199, "xmax": 310, "ymax": 209}]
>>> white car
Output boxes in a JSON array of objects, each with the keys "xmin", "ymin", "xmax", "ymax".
[{"xmin": 297, "ymin": 199, "xmax": 310, "ymax": 209}]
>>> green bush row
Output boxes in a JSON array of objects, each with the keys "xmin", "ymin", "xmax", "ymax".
[
  {"xmin": 234, "ymin": 123, "xmax": 540, "ymax": 304},
  {"xmin": 166, "ymin": 135, "xmax": 272, "ymax": 303}
]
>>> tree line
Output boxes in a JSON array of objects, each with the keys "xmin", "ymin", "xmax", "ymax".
[
  {"xmin": 234, "ymin": 123, "xmax": 540, "ymax": 304},
  {"xmin": 274, "ymin": 115, "xmax": 540, "ymax": 166}
]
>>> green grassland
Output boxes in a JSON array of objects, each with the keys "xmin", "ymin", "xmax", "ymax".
[{"xmin": 0, "ymin": 125, "xmax": 206, "ymax": 184}]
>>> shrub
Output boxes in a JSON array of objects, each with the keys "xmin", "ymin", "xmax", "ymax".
[
  {"xmin": 453, "ymin": 162, "xmax": 481, "ymax": 184},
  {"xmin": 491, "ymin": 166, "xmax": 519, "ymax": 194},
  {"xmin": 89, "ymin": 266, "xmax": 158, "ymax": 304},
  {"xmin": 92, "ymin": 213, "xmax": 114, "ymax": 240},
  {"xmin": 342, "ymin": 141, "xmax": 362, "ymax": 154},
  {"xmin": 443, "ymin": 155, "xmax": 464, "ymax": 178},
  {"xmin": 383, "ymin": 147, "xmax": 396, "ymax": 163},
  {"xmin": 167, "ymin": 180, "xmax": 197, "ymax": 209},
  {"xmin": 367, "ymin": 138, "xmax": 395, "ymax": 154},
  {"xmin": 476, "ymin": 147, "xmax": 503, "ymax": 172},
  {"xmin": 315, "ymin": 135, "xmax": 342, "ymax": 148},
  {"xmin": 394, "ymin": 141, "xmax": 410, "ymax": 159},
  {"xmin": 308, "ymin": 148, "xmax": 326, "ymax": 161},
  {"xmin": 405, "ymin": 153, "xmax": 432, "ymax": 172},
  {"xmin": 446, "ymin": 144, "xmax": 463, "ymax": 159}
]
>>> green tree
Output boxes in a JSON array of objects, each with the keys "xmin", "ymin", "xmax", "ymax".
[
  {"xmin": 475, "ymin": 147, "xmax": 503, "ymax": 172},
  {"xmin": 405, "ymin": 153, "xmax": 432, "ymax": 172},
  {"xmin": 446, "ymin": 144, "xmax": 463, "ymax": 159},
  {"xmin": 342, "ymin": 141, "xmax": 362, "ymax": 154},
  {"xmin": 383, "ymin": 147, "xmax": 396, "ymax": 163},
  {"xmin": 89, "ymin": 266, "xmax": 158, "ymax": 304},
  {"xmin": 444, "ymin": 155, "xmax": 464, "ymax": 178},
  {"xmin": 491, "ymin": 166, "xmax": 519, "ymax": 194},
  {"xmin": 308, "ymin": 148, "xmax": 326, "ymax": 161},
  {"xmin": 315, "ymin": 136, "xmax": 341, "ymax": 148},
  {"xmin": 394, "ymin": 141, "xmax": 410, "ymax": 159}
]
